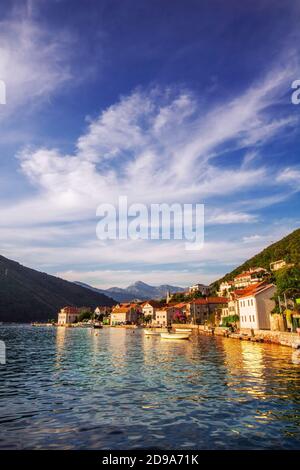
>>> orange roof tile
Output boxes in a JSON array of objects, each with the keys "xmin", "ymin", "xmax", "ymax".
[{"xmin": 236, "ymin": 282, "xmax": 273, "ymax": 299}]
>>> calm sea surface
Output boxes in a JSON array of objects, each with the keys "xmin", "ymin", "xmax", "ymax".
[{"xmin": 0, "ymin": 325, "xmax": 300, "ymax": 449}]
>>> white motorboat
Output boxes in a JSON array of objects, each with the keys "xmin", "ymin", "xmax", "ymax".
[
  {"xmin": 144, "ymin": 328, "xmax": 161, "ymax": 336},
  {"xmin": 175, "ymin": 328, "xmax": 192, "ymax": 333},
  {"xmin": 160, "ymin": 331, "xmax": 191, "ymax": 340}
]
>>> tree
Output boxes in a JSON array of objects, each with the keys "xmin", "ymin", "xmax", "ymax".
[
  {"xmin": 221, "ymin": 315, "xmax": 239, "ymax": 328},
  {"xmin": 78, "ymin": 310, "xmax": 93, "ymax": 322},
  {"xmin": 143, "ymin": 314, "xmax": 152, "ymax": 324},
  {"xmin": 275, "ymin": 266, "xmax": 300, "ymax": 300}
]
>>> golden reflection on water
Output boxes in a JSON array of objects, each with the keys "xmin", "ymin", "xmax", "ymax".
[
  {"xmin": 221, "ymin": 338, "xmax": 268, "ymax": 399},
  {"xmin": 55, "ymin": 326, "xmax": 66, "ymax": 369},
  {"xmin": 220, "ymin": 336, "xmax": 300, "ymax": 403},
  {"xmin": 107, "ymin": 328, "xmax": 129, "ymax": 372}
]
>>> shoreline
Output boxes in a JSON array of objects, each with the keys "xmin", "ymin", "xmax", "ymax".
[{"xmin": 173, "ymin": 324, "xmax": 300, "ymax": 349}]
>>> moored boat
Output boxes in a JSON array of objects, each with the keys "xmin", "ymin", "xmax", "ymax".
[
  {"xmin": 144, "ymin": 328, "xmax": 161, "ymax": 336},
  {"xmin": 93, "ymin": 322, "xmax": 103, "ymax": 329},
  {"xmin": 161, "ymin": 331, "xmax": 191, "ymax": 340},
  {"xmin": 175, "ymin": 328, "xmax": 192, "ymax": 333}
]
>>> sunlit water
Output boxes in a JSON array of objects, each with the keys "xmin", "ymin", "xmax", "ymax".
[{"xmin": 0, "ymin": 325, "xmax": 300, "ymax": 449}]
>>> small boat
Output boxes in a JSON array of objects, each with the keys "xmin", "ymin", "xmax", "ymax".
[
  {"xmin": 93, "ymin": 322, "xmax": 103, "ymax": 329},
  {"xmin": 144, "ymin": 328, "xmax": 161, "ymax": 336},
  {"xmin": 160, "ymin": 331, "xmax": 191, "ymax": 340},
  {"xmin": 175, "ymin": 328, "xmax": 192, "ymax": 333}
]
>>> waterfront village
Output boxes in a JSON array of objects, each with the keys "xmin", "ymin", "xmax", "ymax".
[{"xmin": 56, "ymin": 259, "xmax": 300, "ymax": 349}]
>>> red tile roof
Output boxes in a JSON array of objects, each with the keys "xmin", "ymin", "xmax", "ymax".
[
  {"xmin": 61, "ymin": 306, "xmax": 78, "ymax": 314},
  {"xmin": 234, "ymin": 268, "xmax": 267, "ymax": 280},
  {"xmin": 235, "ymin": 282, "xmax": 273, "ymax": 299},
  {"xmin": 112, "ymin": 307, "xmax": 130, "ymax": 313}
]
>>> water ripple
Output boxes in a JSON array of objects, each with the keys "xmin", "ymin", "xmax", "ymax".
[{"xmin": 0, "ymin": 325, "xmax": 300, "ymax": 449}]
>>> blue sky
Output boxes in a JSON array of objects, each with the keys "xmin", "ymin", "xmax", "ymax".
[{"xmin": 0, "ymin": 0, "xmax": 300, "ymax": 288}]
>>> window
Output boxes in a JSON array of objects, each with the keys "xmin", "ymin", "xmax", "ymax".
[
  {"xmin": 249, "ymin": 316, "xmax": 252, "ymax": 322},
  {"xmin": 251, "ymin": 299, "xmax": 254, "ymax": 306}
]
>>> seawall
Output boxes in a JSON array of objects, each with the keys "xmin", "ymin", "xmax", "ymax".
[{"xmin": 172, "ymin": 323, "xmax": 300, "ymax": 349}]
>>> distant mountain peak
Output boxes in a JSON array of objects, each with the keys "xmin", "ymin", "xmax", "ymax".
[
  {"xmin": 75, "ymin": 280, "xmax": 186, "ymax": 302},
  {"xmin": 129, "ymin": 280, "xmax": 149, "ymax": 287}
]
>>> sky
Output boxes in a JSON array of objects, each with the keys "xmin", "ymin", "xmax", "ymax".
[{"xmin": 0, "ymin": 0, "xmax": 300, "ymax": 289}]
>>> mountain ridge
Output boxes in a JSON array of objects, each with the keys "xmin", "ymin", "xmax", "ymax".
[
  {"xmin": 0, "ymin": 255, "xmax": 115, "ymax": 322},
  {"xmin": 75, "ymin": 280, "xmax": 186, "ymax": 302},
  {"xmin": 211, "ymin": 228, "xmax": 300, "ymax": 290}
]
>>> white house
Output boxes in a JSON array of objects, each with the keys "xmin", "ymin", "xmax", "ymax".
[
  {"xmin": 233, "ymin": 268, "xmax": 269, "ymax": 289},
  {"xmin": 94, "ymin": 306, "xmax": 112, "ymax": 316},
  {"xmin": 188, "ymin": 283, "xmax": 210, "ymax": 296},
  {"xmin": 141, "ymin": 301, "xmax": 162, "ymax": 320},
  {"xmin": 152, "ymin": 306, "xmax": 180, "ymax": 326},
  {"xmin": 110, "ymin": 304, "xmax": 141, "ymax": 325},
  {"xmin": 57, "ymin": 306, "xmax": 80, "ymax": 325},
  {"xmin": 238, "ymin": 283, "xmax": 276, "ymax": 330},
  {"xmin": 217, "ymin": 281, "xmax": 234, "ymax": 297}
]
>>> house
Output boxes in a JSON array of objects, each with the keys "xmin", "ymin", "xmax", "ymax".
[
  {"xmin": 188, "ymin": 283, "xmax": 210, "ymax": 296},
  {"xmin": 270, "ymin": 259, "xmax": 294, "ymax": 272},
  {"xmin": 220, "ymin": 297, "xmax": 238, "ymax": 325},
  {"xmin": 233, "ymin": 268, "xmax": 269, "ymax": 289},
  {"xmin": 142, "ymin": 301, "xmax": 163, "ymax": 320},
  {"xmin": 270, "ymin": 259, "xmax": 287, "ymax": 271},
  {"xmin": 177, "ymin": 297, "xmax": 228, "ymax": 324},
  {"xmin": 152, "ymin": 306, "xmax": 178, "ymax": 326},
  {"xmin": 110, "ymin": 303, "xmax": 141, "ymax": 325},
  {"xmin": 220, "ymin": 306, "xmax": 229, "ymax": 323},
  {"xmin": 217, "ymin": 281, "xmax": 234, "ymax": 297},
  {"xmin": 152, "ymin": 304, "xmax": 185, "ymax": 326},
  {"xmin": 94, "ymin": 306, "xmax": 112, "ymax": 316},
  {"xmin": 237, "ymin": 282, "xmax": 276, "ymax": 330},
  {"xmin": 57, "ymin": 306, "xmax": 80, "ymax": 325}
]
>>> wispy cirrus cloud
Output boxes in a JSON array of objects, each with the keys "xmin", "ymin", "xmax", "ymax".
[
  {"xmin": 277, "ymin": 167, "xmax": 300, "ymax": 187},
  {"xmin": 0, "ymin": 22, "xmax": 67, "ymax": 117},
  {"xmin": 0, "ymin": 58, "xmax": 299, "ymax": 284}
]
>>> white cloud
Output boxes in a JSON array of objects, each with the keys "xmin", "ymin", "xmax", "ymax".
[
  {"xmin": 277, "ymin": 167, "xmax": 300, "ymax": 187},
  {"xmin": 207, "ymin": 211, "xmax": 258, "ymax": 225},
  {"xmin": 0, "ymin": 9, "xmax": 73, "ymax": 120},
  {"xmin": 0, "ymin": 61, "xmax": 299, "ymax": 285},
  {"xmin": 243, "ymin": 234, "xmax": 266, "ymax": 243},
  {"xmin": 1, "ymin": 67, "xmax": 296, "ymax": 228}
]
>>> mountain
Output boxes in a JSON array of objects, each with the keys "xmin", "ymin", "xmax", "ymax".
[
  {"xmin": 211, "ymin": 228, "xmax": 300, "ymax": 289},
  {"xmin": 75, "ymin": 280, "xmax": 186, "ymax": 302},
  {"xmin": 0, "ymin": 255, "xmax": 115, "ymax": 322}
]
